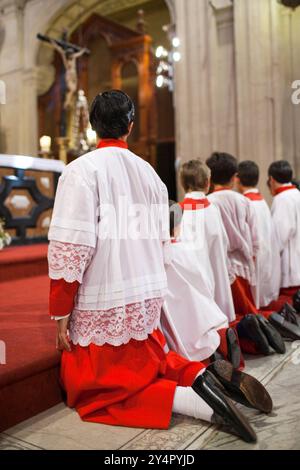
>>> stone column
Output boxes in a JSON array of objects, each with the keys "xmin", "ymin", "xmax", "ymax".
[
  {"xmin": 0, "ymin": 1, "xmax": 25, "ymax": 154},
  {"xmin": 173, "ymin": 0, "xmax": 214, "ymax": 164},
  {"xmin": 21, "ymin": 67, "xmax": 39, "ymax": 155},
  {"xmin": 279, "ymin": 5, "xmax": 300, "ymax": 177},
  {"xmin": 234, "ymin": 0, "xmax": 283, "ymax": 198},
  {"xmin": 171, "ymin": 0, "xmax": 237, "ymax": 197}
]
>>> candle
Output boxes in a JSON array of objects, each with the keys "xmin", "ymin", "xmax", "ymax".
[{"xmin": 40, "ymin": 135, "xmax": 51, "ymax": 153}]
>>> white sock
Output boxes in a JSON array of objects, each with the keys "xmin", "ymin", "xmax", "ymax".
[{"xmin": 172, "ymin": 385, "xmax": 213, "ymax": 423}]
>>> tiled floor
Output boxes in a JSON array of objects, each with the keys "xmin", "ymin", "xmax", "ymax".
[{"xmin": 1, "ymin": 342, "xmax": 300, "ymax": 451}]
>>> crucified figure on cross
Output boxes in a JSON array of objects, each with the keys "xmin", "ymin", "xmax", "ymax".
[{"xmin": 50, "ymin": 40, "xmax": 89, "ymax": 110}]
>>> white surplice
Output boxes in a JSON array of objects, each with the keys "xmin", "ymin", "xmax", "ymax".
[
  {"xmin": 208, "ymin": 189, "xmax": 259, "ymax": 287},
  {"xmin": 48, "ymin": 144, "xmax": 170, "ymax": 346},
  {"xmin": 244, "ymin": 189, "xmax": 281, "ymax": 308},
  {"xmin": 161, "ymin": 239, "xmax": 228, "ymax": 362},
  {"xmin": 179, "ymin": 192, "xmax": 236, "ymax": 322},
  {"xmin": 271, "ymin": 186, "xmax": 300, "ymax": 289}
]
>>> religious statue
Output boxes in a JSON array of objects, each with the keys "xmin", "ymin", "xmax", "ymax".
[
  {"xmin": 71, "ymin": 89, "xmax": 90, "ymax": 153},
  {"xmin": 49, "ymin": 40, "xmax": 89, "ymax": 110},
  {"xmin": 37, "ymin": 33, "xmax": 90, "ymax": 162},
  {"xmin": 37, "ymin": 33, "xmax": 90, "ymax": 132}
]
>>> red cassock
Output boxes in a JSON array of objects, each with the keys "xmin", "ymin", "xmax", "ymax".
[
  {"xmin": 230, "ymin": 276, "xmax": 258, "ymax": 319},
  {"xmin": 50, "ymin": 280, "xmax": 204, "ymax": 429}
]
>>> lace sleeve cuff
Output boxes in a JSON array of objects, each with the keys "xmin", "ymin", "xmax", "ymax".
[{"xmin": 48, "ymin": 240, "xmax": 94, "ymax": 283}]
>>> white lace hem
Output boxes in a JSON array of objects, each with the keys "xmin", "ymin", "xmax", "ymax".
[
  {"xmin": 230, "ymin": 259, "xmax": 256, "ymax": 286},
  {"xmin": 48, "ymin": 240, "xmax": 94, "ymax": 283},
  {"xmin": 69, "ymin": 298, "xmax": 163, "ymax": 347}
]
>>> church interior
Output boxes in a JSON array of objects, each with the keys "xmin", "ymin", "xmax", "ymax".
[{"xmin": 0, "ymin": 0, "xmax": 300, "ymax": 452}]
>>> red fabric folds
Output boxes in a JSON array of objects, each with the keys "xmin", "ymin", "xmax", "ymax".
[
  {"xmin": 97, "ymin": 139, "xmax": 128, "ymax": 150},
  {"xmin": 274, "ymin": 185, "xmax": 297, "ymax": 196},
  {"xmin": 179, "ymin": 198, "xmax": 211, "ymax": 210},
  {"xmin": 231, "ymin": 276, "xmax": 258, "ymax": 319},
  {"xmin": 61, "ymin": 329, "xmax": 204, "ymax": 429},
  {"xmin": 244, "ymin": 192, "xmax": 264, "ymax": 202}
]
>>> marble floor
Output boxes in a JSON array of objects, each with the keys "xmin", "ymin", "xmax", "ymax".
[{"xmin": 1, "ymin": 342, "xmax": 300, "ymax": 451}]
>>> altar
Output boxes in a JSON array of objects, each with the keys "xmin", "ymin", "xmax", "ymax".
[{"xmin": 0, "ymin": 155, "xmax": 65, "ymax": 245}]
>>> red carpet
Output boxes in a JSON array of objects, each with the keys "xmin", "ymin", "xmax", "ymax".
[
  {"xmin": 0, "ymin": 244, "xmax": 48, "ymax": 283},
  {"xmin": 0, "ymin": 245, "xmax": 62, "ymax": 432}
]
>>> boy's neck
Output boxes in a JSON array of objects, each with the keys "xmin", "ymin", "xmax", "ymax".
[
  {"xmin": 213, "ymin": 184, "xmax": 233, "ymax": 192},
  {"xmin": 185, "ymin": 189, "xmax": 207, "ymax": 197},
  {"xmin": 242, "ymin": 186, "xmax": 258, "ymax": 194}
]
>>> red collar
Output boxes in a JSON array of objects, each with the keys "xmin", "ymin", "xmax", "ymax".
[
  {"xmin": 244, "ymin": 192, "xmax": 264, "ymax": 202},
  {"xmin": 179, "ymin": 197, "xmax": 211, "ymax": 210},
  {"xmin": 212, "ymin": 187, "xmax": 232, "ymax": 193},
  {"xmin": 275, "ymin": 185, "xmax": 297, "ymax": 196},
  {"xmin": 97, "ymin": 139, "xmax": 128, "ymax": 150}
]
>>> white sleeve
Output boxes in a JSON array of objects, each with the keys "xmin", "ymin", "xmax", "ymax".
[
  {"xmin": 272, "ymin": 199, "xmax": 296, "ymax": 252},
  {"xmin": 160, "ymin": 183, "xmax": 172, "ymax": 265},
  {"xmin": 247, "ymin": 202, "xmax": 259, "ymax": 257},
  {"xmin": 48, "ymin": 166, "xmax": 98, "ymax": 248}
]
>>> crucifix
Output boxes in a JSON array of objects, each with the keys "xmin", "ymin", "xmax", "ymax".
[{"xmin": 37, "ymin": 33, "xmax": 90, "ymax": 136}]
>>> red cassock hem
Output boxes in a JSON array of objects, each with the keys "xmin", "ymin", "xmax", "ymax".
[
  {"xmin": 60, "ymin": 329, "xmax": 205, "ymax": 429},
  {"xmin": 231, "ymin": 276, "xmax": 258, "ymax": 320},
  {"xmin": 260, "ymin": 286, "xmax": 300, "ymax": 313},
  {"xmin": 280, "ymin": 286, "xmax": 300, "ymax": 297}
]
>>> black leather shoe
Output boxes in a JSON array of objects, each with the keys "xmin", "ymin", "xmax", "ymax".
[
  {"xmin": 207, "ymin": 360, "xmax": 273, "ymax": 414},
  {"xmin": 279, "ymin": 303, "xmax": 300, "ymax": 327},
  {"xmin": 256, "ymin": 315, "xmax": 286, "ymax": 354},
  {"xmin": 192, "ymin": 371, "xmax": 257, "ymax": 443},
  {"xmin": 293, "ymin": 290, "xmax": 300, "ymax": 313},
  {"xmin": 237, "ymin": 314, "xmax": 271, "ymax": 355},
  {"xmin": 210, "ymin": 350, "xmax": 224, "ymax": 363},
  {"xmin": 226, "ymin": 328, "xmax": 241, "ymax": 369},
  {"xmin": 269, "ymin": 312, "xmax": 300, "ymax": 341}
]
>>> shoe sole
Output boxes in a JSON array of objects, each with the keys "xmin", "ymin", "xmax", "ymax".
[
  {"xmin": 244, "ymin": 315, "xmax": 271, "ymax": 356},
  {"xmin": 226, "ymin": 328, "xmax": 241, "ymax": 369},
  {"xmin": 210, "ymin": 360, "xmax": 273, "ymax": 414},
  {"xmin": 257, "ymin": 315, "xmax": 286, "ymax": 354},
  {"xmin": 193, "ymin": 372, "xmax": 257, "ymax": 443},
  {"xmin": 215, "ymin": 389, "xmax": 257, "ymax": 443}
]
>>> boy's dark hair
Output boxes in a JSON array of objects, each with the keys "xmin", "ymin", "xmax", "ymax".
[
  {"xmin": 90, "ymin": 90, "xmax": 135, "ymax": 139},
  {"xmin": 238, "ymin": 160, "xmax": 259, "ymax": 187},
  {"xmin": 179, "ymin": 160, "xmax": 211, "ymax": 192},
  {"xmin": 169, "ymin": 200, "xmax": 183, "ymax": 237},
  {"xmin": 206, "ymin": 152, "xmax": 238, "ymax": 185},
  {"xmin": 268, "ymin": 160, "xmax": 293, "ymax": 184}
]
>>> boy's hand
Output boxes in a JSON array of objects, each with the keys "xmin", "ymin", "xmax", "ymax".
[{"xmin": 56, "ymin": 317, "xmax": 71, "ymax": 352}]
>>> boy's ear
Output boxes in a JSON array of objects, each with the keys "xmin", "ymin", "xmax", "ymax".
[
  {"xmin": 127, "ymin": 122, "xmax": 134, "ymax": 136},
  {"xmin": 205, "ymin": 177, "xmax": 211, "ymax": 193}
]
